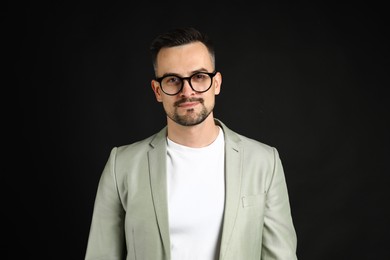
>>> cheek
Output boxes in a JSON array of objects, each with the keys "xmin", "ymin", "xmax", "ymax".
[
  {"xmin": 205, "ymin": 92, "xmax": 216, "ymax": 104},
  {"xmin": 161, "ymin": 98, "xmax": 175, "ymax": 111}
]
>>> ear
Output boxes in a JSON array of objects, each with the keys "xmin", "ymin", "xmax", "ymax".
[
  {"xmin": 151, "ymin": 80, "xmax": 163, "ymax": 102},
  {"xmin": 213, "ymin": 72, "xmax": 222, "ymax": 95}
]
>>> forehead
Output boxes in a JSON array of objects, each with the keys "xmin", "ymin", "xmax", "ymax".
[{"xmin": 156, "ymin": 42, "xmax": 213, "ymax": 75}]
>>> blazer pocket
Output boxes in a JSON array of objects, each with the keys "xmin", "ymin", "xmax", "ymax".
[{"xmin": 241, "ymin": 193, "xmax": 266, "ymax": 208}]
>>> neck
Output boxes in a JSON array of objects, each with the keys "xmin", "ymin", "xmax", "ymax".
[{"xmin": 166, "ymin": 114, "xmax": 219, "ymax": 148}]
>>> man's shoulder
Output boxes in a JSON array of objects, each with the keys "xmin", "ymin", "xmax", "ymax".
[
  {"xmin": 234, "ymin": 132, "xmax": 276, "ymax": 155},
  {"xmin": 115, "ymin": 127, "xmax": 167, "ymax": 155},
  {"xmin": 218, "ymin": 119, "xmax": 275, "ymax": 154},
  {"xmin": 236, "ymin": 132, "xmax": 273, "ymax": 149},
  {"xmin": 225, "ymin": 129, "xmax": 280, "ymax": 165}
]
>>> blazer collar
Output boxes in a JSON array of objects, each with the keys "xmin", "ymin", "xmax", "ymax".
[{"xmin": 149, "ymin": 118, "xmax": 242, "ymax": 148}]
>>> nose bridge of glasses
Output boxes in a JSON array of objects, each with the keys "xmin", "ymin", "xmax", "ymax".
[
  {"xmin": 179, "ymin": 75, "xmax": 192, "ymax": 86},
  {"xmin": 182, "ymin": 75, "xmax": 192, "ymax": 84},
  {"xmin": 180, "ymin": 76, "xmax": 195, "ymax": 93}
]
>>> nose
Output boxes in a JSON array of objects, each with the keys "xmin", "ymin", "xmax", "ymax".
[{"xmin": 180, "ymin": 79, "xmax": 195, "ymax": 97}]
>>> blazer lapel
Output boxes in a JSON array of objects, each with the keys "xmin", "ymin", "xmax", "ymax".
[
  {"xmin": 148, "ymin": 127, "xmax": 171, "ymax": 259},
  {"xmin": 217, "ymin": 120, "xmax": 243, "ymax": 259}
]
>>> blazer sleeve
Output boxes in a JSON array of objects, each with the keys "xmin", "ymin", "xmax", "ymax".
[
  {"xmin": 85, "ymin": 147, "xmax": 126, "ymax": 260},
  {"xmin": 261, "ymin": 147, "xmax": 298, "ymax": 259}
]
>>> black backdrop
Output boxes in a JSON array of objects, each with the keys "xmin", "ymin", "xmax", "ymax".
[{"xmin": 8, "ymin": 2, "xmax": 389, "ymax": 259}]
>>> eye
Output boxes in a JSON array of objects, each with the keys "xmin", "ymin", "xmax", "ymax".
[
  {"xmin": 192, "ymin": 73, "xmax": 208, "ymax": 82},
  {"xmin": 163, "ymin": 76, "xmax": 181, "ymax": 85}
]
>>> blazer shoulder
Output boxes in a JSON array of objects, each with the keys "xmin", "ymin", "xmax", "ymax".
[
  {"xmin": 113, "ymin": 126, "xmax": 167, "ymax": 159},
  {"xmin": 217, "ymin": 118, "xmax": 278, "ymax": 159},
  {"xmin": 231, "ymin": 130, "xmax": 277, "ymax": 155},
  {"xmin": 240, "ymin": 134, "xmax": 274, "ymax": 150}
]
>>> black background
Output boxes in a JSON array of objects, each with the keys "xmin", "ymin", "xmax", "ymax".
[{"xmin": 7, "ymin": 1, "xmax": 389, "ymax": 259}]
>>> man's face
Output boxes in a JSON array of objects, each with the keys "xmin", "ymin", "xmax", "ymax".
[{"xmin": 151, "ymin": 41, "xmax": 221, "ymax": 126}]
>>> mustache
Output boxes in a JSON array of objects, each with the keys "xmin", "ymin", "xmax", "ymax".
[{"xmin": 174, "ymin": 98, "xmax": 204, "ymax": 107}]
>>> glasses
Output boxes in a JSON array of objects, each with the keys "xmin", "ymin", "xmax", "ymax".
[{"xmin": 155, "ymin": 71, "xmax": 217, "ymax": 96}]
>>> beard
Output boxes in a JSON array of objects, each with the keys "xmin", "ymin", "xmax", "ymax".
[{"xmin": 167, "ymin": 98, "xmax": 213, "ymax": 126}]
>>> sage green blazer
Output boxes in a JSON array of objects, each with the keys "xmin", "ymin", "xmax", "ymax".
[{"xmin": 85, "ymin": 119, "xmax": 297, "ymax": 259}]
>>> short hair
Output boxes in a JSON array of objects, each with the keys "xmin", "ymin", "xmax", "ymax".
[{"xmin": 150, "ymin": 27, "xmax": 215, "ymax": 73}]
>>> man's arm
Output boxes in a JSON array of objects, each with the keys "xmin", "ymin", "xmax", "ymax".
[
  {"xmin": 261, "ymin": 148, "xmax": 298, "ymax": 259},
  {"xmin": 85, "ymin": 147, "xmax": 126, "ymax": 260}
]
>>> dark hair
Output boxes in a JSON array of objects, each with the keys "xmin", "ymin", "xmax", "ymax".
[{"xmin": 150, "ymin": 27, "xmax": 215, "ymax": 72}]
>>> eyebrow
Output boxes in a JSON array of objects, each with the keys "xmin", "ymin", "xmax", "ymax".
[{"xmin": 159, "ymin": 68, "xmax": 210, "ymax": 78}]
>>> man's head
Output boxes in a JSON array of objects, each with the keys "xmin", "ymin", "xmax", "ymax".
[{"xmin": 150, "ymin": 27, "xmax": 222, "ymax": 127}]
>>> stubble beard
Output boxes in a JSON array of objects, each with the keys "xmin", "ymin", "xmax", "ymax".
[{"xmin": 167, "ymin": 98, "xmax": 213, "ymax": 126}]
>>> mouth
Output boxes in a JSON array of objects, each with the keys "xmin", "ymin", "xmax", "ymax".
[{"xmin": 177, "ymin": 101, "xmax": 199, "ymax": 108}]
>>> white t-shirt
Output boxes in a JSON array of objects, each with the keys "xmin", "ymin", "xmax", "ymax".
[{"xmin": 166, "ymin": 127, "xmax": 225, "ymax": 260}]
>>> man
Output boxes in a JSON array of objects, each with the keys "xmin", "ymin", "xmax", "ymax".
[{"xmin": 85, "ymin": 27, "xmax": 298, "ymax": 260}]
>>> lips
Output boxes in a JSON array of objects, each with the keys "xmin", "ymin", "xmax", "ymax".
[
  {"xmin": 178, "ymin": 101, "xmax": 199, "ymax": 108},
  {"xmin": 174, "ymin": 98, "xmax": 204, "ymax": 107}
]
